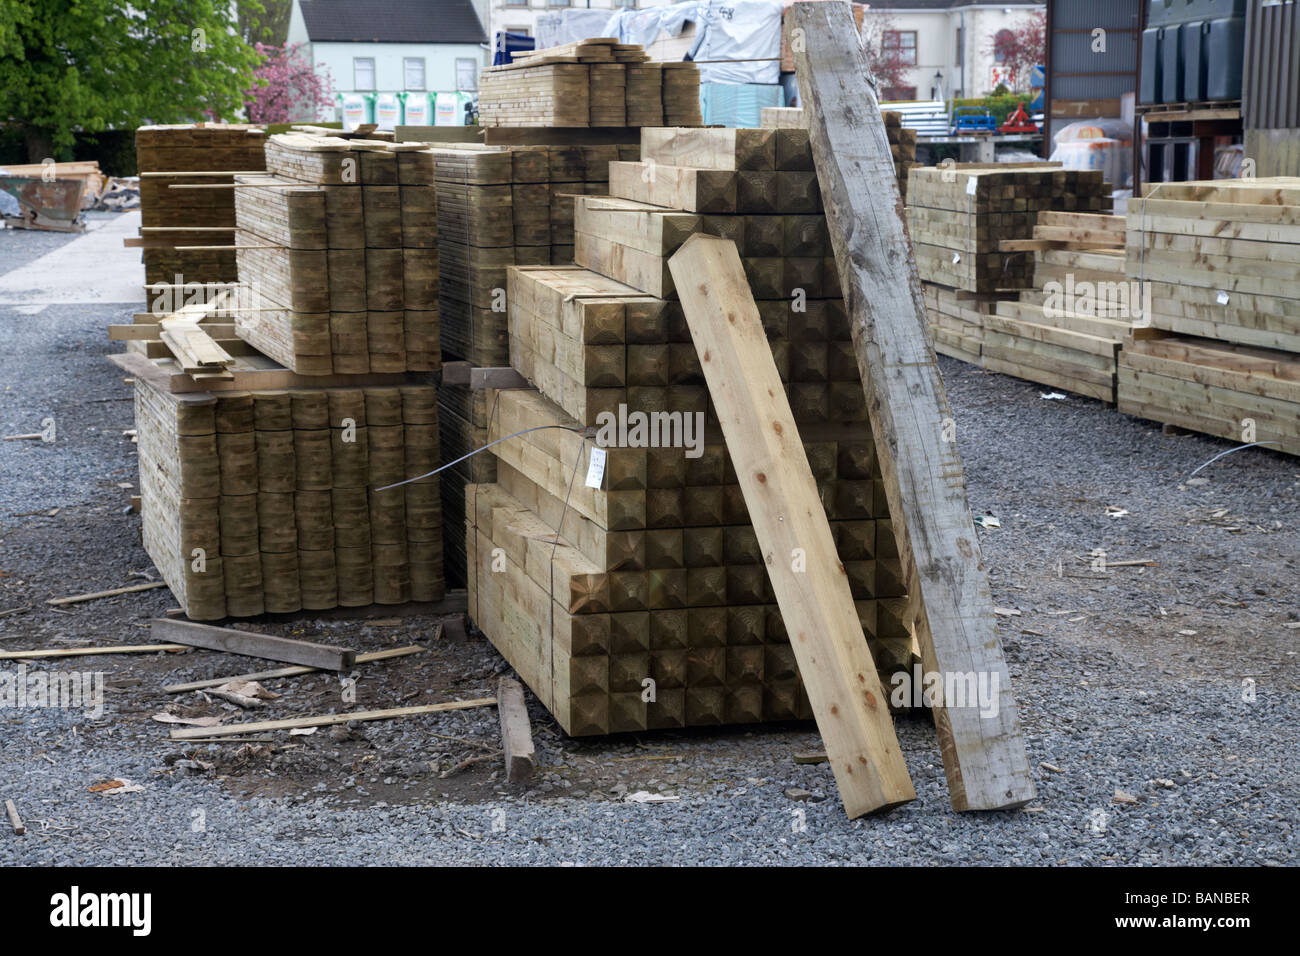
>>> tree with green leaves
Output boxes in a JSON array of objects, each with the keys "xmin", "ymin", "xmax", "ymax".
[
  {"xmin": 0, "ymin": 0, "xmax": 263, "ymax": 162},
  {"xmin": 236, "ymin": 0, "xmax": 293, "ymax": 46}
]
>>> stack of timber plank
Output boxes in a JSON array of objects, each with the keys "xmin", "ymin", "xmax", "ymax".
[
  {"xmin": 136, "ymin": 124, "xmax": 266, "ymax": 287},
  {"xmin": 433, "ymin": 140, "xmax": 639, "ymax": 585},
  {"xmin": 947, "ymin": 211, "xmax": 1136, "ymax": 402},
  {"xmin": 479, "ymin": 39, "xmax": 701, "ymax": 128},
  {"xmin": 760, "ymin": 108, "xmax": 919, "ymax": 199},
  {"xmin": 906, "ymin": 164, "xmax": 1111, "ymax": 295},
  {"xmin": 465, "ymin": 127, "xmax": 917, "ymax": 735},
  {"xmin": 126, "ymin": 127, "xmax": 450, "ymax": 620},
  {"xmin": 234, "ymin": 134, "xmax": 440, "ymax": 375},
  {"xmin": 132, "ymin": 361, "xmax": 444, "ymax": 620},
  {"xmin": 1118, "ymin": 178, "xmax": 1300, "ymax": 454}
]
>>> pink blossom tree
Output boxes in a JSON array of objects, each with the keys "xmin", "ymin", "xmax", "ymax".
[{"xmin": 244, "ymin": 42, "xmax": 334, "ymax": 123}]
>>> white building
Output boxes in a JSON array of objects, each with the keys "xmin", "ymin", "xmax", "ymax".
[
  {"xmin": 866, "ymin": 1, "xmax": 1045, "ymax": 102},
  {"xmin": 287, "ymin": 0, "xmax": 489, "ymax": 116}
]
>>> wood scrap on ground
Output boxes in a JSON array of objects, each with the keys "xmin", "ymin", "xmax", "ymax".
[
  {"xmin": 149, "ymin": 618, "xmax": 356, "ymax": 670},
  {"xmin": 5, "ymin": 799, "xmax": 25, "ymax": 836},
  {"xmin": 0, "ymin": 644, "xmax": 190, "ymax": 660},
  {"xmin": 46, "ymin": 581, "xmax": 168, "ymax": 606},
  {"xmin": 496, "ymin": 677, "xmax": 536, "ymax": 783},
  {"xmin": 167, "ymin": 697, "xmax": 498, "ymax": 740},
  {"xmin": 162, "ymin": 645, "xmax": 425, "ymax": 693}
]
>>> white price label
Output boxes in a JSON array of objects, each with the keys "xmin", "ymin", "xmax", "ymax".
[
  {"xmin": 965, "ymin": 177, "xmax": 977, "ymax": 196},
  {"xmin": 585, "ymin": 446, "xmax": 607, "ymax": 489},
  {"xmin": 1216, "ymin": 290, "xmax": 1230, "ymax": 305},
  {"xmin": 952, "ymin": 252, "xmax": 961, "ymax": 264}
]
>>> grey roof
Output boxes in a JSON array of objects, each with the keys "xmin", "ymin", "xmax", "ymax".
[{"xmin": 299, "ymin": 0, "xmax": 487, "ymax": 44}]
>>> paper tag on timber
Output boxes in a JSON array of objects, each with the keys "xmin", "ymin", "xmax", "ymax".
[
  {"xmin": 585, "ymin": 447, "xmax": 607, "ymax": 489},
  {"xmin": 965, "ymin": 177, "xmax": 978, "ymax": 195},
  {"xmin": 952, "ymin": 252, "xmax": 961, "ymax": 264},
  {"xmin": 1216, "ymin": 290, "xmax": 1230, "ymax": 305}
]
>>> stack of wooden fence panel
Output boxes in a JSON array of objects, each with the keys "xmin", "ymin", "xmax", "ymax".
[
  {"xmin": 235, "ymin": 134, "xmax": 440, "ymax": 375},
  {"xmin": 760, "ymin": 107, "xmax": 919, "ymax": 198},
  {"xmin": 132, "ymin": 362, "xmax": 444, "ymax": 619},
  {"xmin": 1119, "ymin": 178, "xmax": 1300, "ymax": 454},
  {"xmin": 136, "ymin": 124, "xmax": 265, "ymax": 287},
  {"xmin": 465, "ymin": 127, "xmax": 916, "ymax": 735},
  {"xmin": 479, "ymin": 39, "xmax": 701, "ymax": 128},
  {"xmin": 433, "ymin": 140, "xmax": 639, "ymax": 585},
  {"xmin": 966, "ymin": 212, "xmax": 1134, "ymax": 402}
]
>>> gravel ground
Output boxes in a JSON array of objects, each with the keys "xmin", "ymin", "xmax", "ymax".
[{"xmin": 0, "ymin": 224, "xmax": 1296, "ymax": 866}]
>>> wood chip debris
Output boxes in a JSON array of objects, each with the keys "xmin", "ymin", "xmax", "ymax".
[{"xmin": 87, "ymin": 779, "xmax": 145, "ymax": 795}]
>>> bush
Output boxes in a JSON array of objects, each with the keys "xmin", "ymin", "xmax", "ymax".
[{"xmin": 951, "ymin": 92, "xmax": 1031, "ymax": 127}]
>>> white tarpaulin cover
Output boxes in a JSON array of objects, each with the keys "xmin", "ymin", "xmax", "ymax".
[
  {"xmin": 534, "ymin": 9, "xmax": 618, "ymax": 50},
  {"xmin": 539, "ymin": 1, "xmax": 783, "ymax": 85},
  {"xmin": 687, "ymin": 1, "xmax": 782, "ymax": 85}
]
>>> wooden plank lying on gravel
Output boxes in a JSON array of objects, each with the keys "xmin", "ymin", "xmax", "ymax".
[
  {"xmin": 668, "ymin": 233, "xmax": 915, "ymax": 819},
  {"xmin": 0, "ymin": 644, "xmax": 190, "ymax": 660},
  {"xmin": 5, "ymin": 799, "xmax": 26, "ymax": 836},
  {"xmin": 150, "ymin": 619, "xmax": 355, "ymax": 670},
  {"xmin": 168, "ymin": 698, "xmax": 498, "ymax": 740},
  {"xmin": 46, "ymin": 581, "xmax": 168, "ymax": 606},
  {"xmin": 496, "ymin": 678, "xmax": 536, "ymax": 783},
  {"xmin": 793, "ymin": 0, "xmax": 1034, "ymax": 812},
  {"xmin": 163, "ymin": 646, "xmax": 425, "ymax": 693}
]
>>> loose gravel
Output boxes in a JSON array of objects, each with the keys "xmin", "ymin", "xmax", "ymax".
[{"xmin": 0, "ymin": 224, "xmax": 1295, "ymax": 866}]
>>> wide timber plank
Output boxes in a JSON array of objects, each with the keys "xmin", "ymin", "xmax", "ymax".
[
  {"xmin": 793, "ymin": 0, "xmax": 1034, "ymax": 811},
  {"xmin": 669, "ymin": 233, "xmax": 914, "ymax": 819}
]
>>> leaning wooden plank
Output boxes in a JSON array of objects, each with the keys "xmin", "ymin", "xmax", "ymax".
[
  {"xmin": 497, "ymin": 677, "xmax": 536, "ymax": 783},
  {"xmin": 793, "ymin": 0, "xmax": 1034, "ymax": 811},
  {"xmin": 168, "ymin": 697, "xmax": 498, "ymax": 740},
  {"xmin": 149, "ymin": 618, "xmax": 355, "ymax": 670},
  {"xmin": 46, "ymin": 581, "xmax": 168, "ymax": 606},
  {"xmin": 667, "ymin": 233, "xmax": 914, "ymax": 819},
  {"xmin": 0, "ymin": 644, "xmax": 189, "ymax": 660},
  {"xmin": 162, "ymin": 646, "xmax": 426, "ymax": 693}
]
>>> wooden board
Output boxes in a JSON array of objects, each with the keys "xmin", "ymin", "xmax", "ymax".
[
  {"xmin": 794, "ymin": 0, "xmax": 1034, "ymax": 811},
  {"xmin": 150, "ymin": 618, "xmax": 356, "ymax": 670},
  {"xmin": 668, "ymin": 233, "xmax": 914, "ymax": 818}
]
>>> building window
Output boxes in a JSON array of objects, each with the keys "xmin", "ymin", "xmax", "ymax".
[
  {"xmin": 403, "ymin": 57, "xmax": 426, "ymax": 90},
  {"xmin": 614, "ymin": 0, "xmax": 637, "ymax": 8},
  {"xmin": 883, "ymin": 30, "xmax": 917, "ymax": 66},
  {"xmin": 456, "ymin": 57, "xmax": 479, "ymax": 91},
  {"xmin": 994, "ymin": 29, "xmax": 1014, "ymax": 62},
  {"xmin": 504, "ymin": 0, "xmax": 528, "ymax": 5},
  {"xmin": 549, "ymin": 0, "xmax": 572, "ymax": 7},
  {"xmin": 354, "ymin": 57, "xmax": 375, "ymax": 91},
  {"xmin": 883, "ymin": 86, "xmax": 918, "ymax": 102},
  {"xmin": 956, "ymin": 27, "xmax": 965, "ymax": 67}
]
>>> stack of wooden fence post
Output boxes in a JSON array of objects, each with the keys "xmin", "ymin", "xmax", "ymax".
[
  {"xmin": 1120, "ymin": 178, "xmax": 1300, "ymax": 455},
  {"xmin": 241, "ymin": 133, "xmax": 441, "ymax": 375},
  {"xmin": 760, "ymin": 107, "xmax": 919, "ymax": 199},
  {"xmin": 478, "ymin": 39, "xmax": 702, "ymax": 128},
  {"xmin": 464, "ymin": 126, "xmax": 918, "ymax": 735},
  {"xmin": 978, "ymin": 212, "xmax": 1137, "ymax": 402},
  {"xmin": 430, "ymin": 141, "xmax": 643, "ymax": 587},
  {"xmin": 135, "ymin": 124, "xmax": 266, "ymax": 289},
  {"xmin": 906, "ymin": 163, "xmax": 1111, "ymax": 367},
  {"xmin": 124, "ymin": 128, "xmax": 448, "ymax": 620}
]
